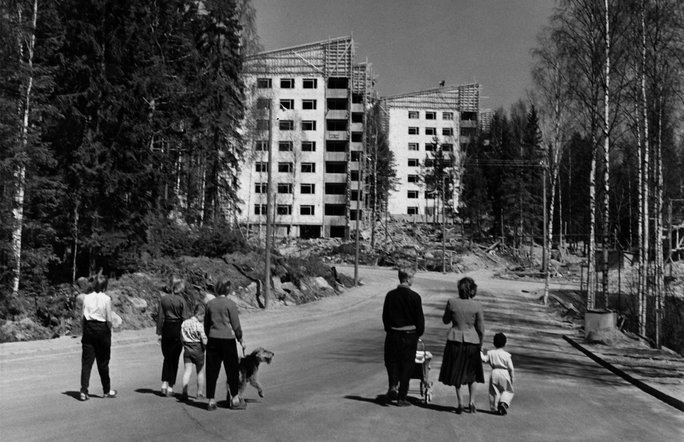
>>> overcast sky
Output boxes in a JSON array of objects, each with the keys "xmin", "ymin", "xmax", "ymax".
[{"xmin": 251, "ymin": 0, "xmax": 558, "ymax": 111}]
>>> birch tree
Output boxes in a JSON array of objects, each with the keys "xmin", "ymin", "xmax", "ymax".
[
  {"xmin": 531, "ymin": 26, "xmax": 573, "ymax": 305},
  {"xmin": 4, "ymin": 0, "xmax": 38, "ymax": 295}
]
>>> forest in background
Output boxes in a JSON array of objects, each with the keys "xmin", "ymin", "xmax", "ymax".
[{"xmin": 1, "ymin": 1, "xmax": 683, "ymax": 348}]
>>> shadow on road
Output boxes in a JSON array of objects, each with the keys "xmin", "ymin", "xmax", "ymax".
[
  {"xmin": 135, "ymin": 387, "xmax": 166, "ymax": 397},
  {"xmin": 344, "ymin": 394, "xmax": 391, "ymax": 407},
  {"xmin": 62, "ymin": 391, "xmax": 84, "ymax": 401}
]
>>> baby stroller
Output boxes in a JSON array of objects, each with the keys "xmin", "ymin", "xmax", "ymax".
[{"xmin": 411, "ymin": 339, "xmax": 433, "ymax": 403}]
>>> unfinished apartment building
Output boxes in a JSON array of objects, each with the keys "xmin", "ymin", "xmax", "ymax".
[
  {"xmin": 237, "ymin": 36, "xmax": 373, "ymax": 238},
  {"xmin": 382, "ymin": 84, "xmax": 480, "ymax": 221}
]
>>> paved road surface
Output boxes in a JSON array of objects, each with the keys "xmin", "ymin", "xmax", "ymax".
[{"xmin": 1, "ymin": 267, "xmax": 682, "ymax": 441}]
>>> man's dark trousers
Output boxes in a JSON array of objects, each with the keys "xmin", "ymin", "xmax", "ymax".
[{"xmin": 384, "ymin": 330, "xmax": 418, "ymax": 400}]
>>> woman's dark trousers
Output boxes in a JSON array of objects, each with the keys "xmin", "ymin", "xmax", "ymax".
[
  {"xmin": 161, "ymin": 320, "xmax": 183, "ymax": 387},
  {"xmin": 205, "ymin": 337, "xmax": 239, "ymax": 400},
  {"xmin": 81, "ymin": 320, "xmax": 112, "ymax": 394}
]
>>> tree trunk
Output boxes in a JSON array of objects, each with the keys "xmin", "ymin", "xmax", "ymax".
[
  {"xmin": 11, "ymin": 0, "xmax": 38, "ymax": 296},
  {"xmin": 639, "ymin": 2, "xmax": 650, "ymax": 336},
  {"xmin": 587, "ymin": 133, "xmax": 598, "ymax": 310},
  {"xmin": 654, "ymin": 99, "xmax": 664, "ymax": 347},
  {"xmin": 600, "ymin": 0, "xmax": 611, "ymax": 308}
]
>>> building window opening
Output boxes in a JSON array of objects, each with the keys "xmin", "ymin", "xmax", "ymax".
[
  {"xmin": 277, "ymin": 205, "xmax": 292, "ymax": 215},
  {"xmin": 326, "ymin": 141, "xmax": 347, "ymax": 152},
  {"xmin": 326, "ymin": 119, "xmax": 348, "ymax": 131},
  {"xmin": 325, "ymin": 162, "xmax": 346, "ymax": 174},
  {"xmin": 280, "ymin": 78, "xmax": 294, "ymax": 89},
  {"xmin": 302, "ymin": 120, "xmax": 317, "ymax": 131},
  {"xmin": 300, "ymin": 183, "xmax": 315, "ymax": 194},
  {"xmin": 301, "ymin": 163, "xmax": 316, "ymax": 173},
  {"xmin": 408, "ymin": 111, "xmax": 419, "ymax": 119},
  {"xmin": 327, "ymin": 77, "xmax": 348, "ymax": 89},
  {"xmin": 325, "ymin": 205, "xmax": 346, "ymax": 216},
  {"xmin": 279, "ymin": 99, "xmax": 294, "ymax": 110},
  {"xmin": 408, "ymin": 127, "xmax": 419, "ymax": 135},
  {"xmin": 277, "ymin": 183, "xmax": 292, "ymax": 194},
  {"xmin": 278, "ymin": 162, "xmax": 293, "ymax": 173},
  {"xmin": 256, "ymin": 98, "xmax": 269, "ymax": 109},
  {"xmin": 302, "ymin": 99, "xmax": 317, "ymax": 110},
  {"xmin": 279, "ymin": 120, "xmax": 294, "ymax": 130},
  {"xmin": 327, "ymin": 98, "xmax": 348, "ymax": 110},
  {"xmin": 325, "ymin": 183, "xmax": 347, "ymax": 194},
  {"xmin": 302, "ymin": 141, "xmax": 316, "ymax": 152},
  {"xmin": 279, "ymin": 141, "xmax": 293, "ymax": 151},
  {"xmin": 300, "ymin": 205, "xmax": 315, "ymax": 215},
  {"xmin": 303, "ymin": 78, "xmax": 318, "ymax": 89},
  {"xmin": 425, "ymin": 111, "xmax": 436, "ymax": 120},
  {"xmin": 257, "ymin": 78, "xmax": 272, "ymax": 88}
]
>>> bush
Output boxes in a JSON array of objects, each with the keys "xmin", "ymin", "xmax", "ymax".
[{"xmin": 191, "ymin": 225, "xmax": 247, "ymax": 258}]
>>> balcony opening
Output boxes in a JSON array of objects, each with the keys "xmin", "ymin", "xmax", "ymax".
[{"xmin": 327, "ymin": 77, "xmax": 349, "ymax": 89}]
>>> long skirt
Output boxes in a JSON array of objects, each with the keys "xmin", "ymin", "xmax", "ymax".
[{"xmin": 438, "ymin": 341, "xmax": 484, "ymax": 386}]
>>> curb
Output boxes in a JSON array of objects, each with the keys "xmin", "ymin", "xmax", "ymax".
[{"xmin": 563, "ymin": 335, "xmax": 684, "ymax": 413}]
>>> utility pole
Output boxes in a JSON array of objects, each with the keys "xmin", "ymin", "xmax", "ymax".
[
  {"xmin": 264, "ymin": 100, "xmax": 274, "ymax": 309},
  {"xmin": 542, "ymin": 162, "xmax": 548, "ymax": 275},
  {"xmin": 354, "ymin": 85, "xmax": 368, "ymax": 286},
  {"xmin": 442, "ymin": 176, "xmax": 446, "ymax": 274}
]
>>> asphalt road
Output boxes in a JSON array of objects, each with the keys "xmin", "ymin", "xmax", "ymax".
[{"xmin": 1, "ymin": 267, "xmax": 683, "ymax": 442}]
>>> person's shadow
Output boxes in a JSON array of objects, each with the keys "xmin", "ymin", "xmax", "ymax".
[
  {"xmin": 135, "ymin": 388, "xmax": 166, "ymax": 397},
  {"xmin": 134, "ymin": 388, "xmax": 218, "ymax": 410},
  {"xmin": 345, "ymin": 394, "xmax": 458, "ymax": 412},
  {"xmin": 62, "ymin": 391, "xmax": 104, "ymax": 400},
  {"xmin": 62, "ymin": 391, "xmax": 83, "ymax": 401}
]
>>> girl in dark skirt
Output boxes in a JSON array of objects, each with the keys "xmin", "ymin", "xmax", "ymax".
[{"xmin": 439, "ymin": 277, "xmax": 485, "ymax": 413}]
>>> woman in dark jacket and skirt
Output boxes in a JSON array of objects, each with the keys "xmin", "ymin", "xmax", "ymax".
[{"xmin": 439, "ymin": 277, "xmax": 485, "ymax": 413}]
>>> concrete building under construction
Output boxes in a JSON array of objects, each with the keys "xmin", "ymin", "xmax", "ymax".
[
  {"xmin": 381, "ymin": 84, "xmax": 480, "ymax": 221},
  {"xmin": 237, "ymin": 36, "xmax": 374, "ymax": 238}
]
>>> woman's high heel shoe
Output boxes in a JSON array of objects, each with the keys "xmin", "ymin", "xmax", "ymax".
[
  {"xmin": 455, "ymin": 404, "xmax": 463, "ymax": 414},
  {"xmin": 469, "ymin": 403, "xmax": 477, "ymax": 413}
]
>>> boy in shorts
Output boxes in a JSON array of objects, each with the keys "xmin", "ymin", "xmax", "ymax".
[{"xmin": 181, "ymin": 303, "xmax": 208, "ymax": 401}]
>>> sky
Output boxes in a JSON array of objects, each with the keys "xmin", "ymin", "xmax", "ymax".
[{"xmin": 251, "ymin": 0, "xmax": 558, "ymax": 111}]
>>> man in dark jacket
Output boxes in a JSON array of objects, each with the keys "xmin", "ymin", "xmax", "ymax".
[{"xmin": 382, "ymin": 267, "xmax": 424, "ymax": 406}]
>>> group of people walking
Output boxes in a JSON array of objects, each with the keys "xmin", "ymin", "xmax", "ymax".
[
  {"xmin": 382, "ymin": 268, "xmax": 515, "ymax": 415},
  {"xmin": 78, "ymin": 274, "xmax": 248, "ymax": 411},
  {"xmin": 78, "ymin": 266, "xmax": 512, "ymax": 415}
]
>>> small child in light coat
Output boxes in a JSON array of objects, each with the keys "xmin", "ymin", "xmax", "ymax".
[
  {"xmin": 180, "ymin": 303, "xmax": 208, "ymax": 401},
  {"xmin": 481, "ymin": 332, "xmax": 515, "ymax": 415}
]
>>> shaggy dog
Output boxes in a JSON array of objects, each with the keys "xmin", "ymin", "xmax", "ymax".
[{"xmin": 238, "ymin": 347, "xmax": 274, "ymax": 398}]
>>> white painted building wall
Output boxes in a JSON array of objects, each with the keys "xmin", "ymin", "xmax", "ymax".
[
  {"xmin": 387, "ymin": 106, "xmax": 459, "ymax": 220},
  {"xmin": 237, "ymin": 74, "xmax": 327, "ymax": 237}
]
